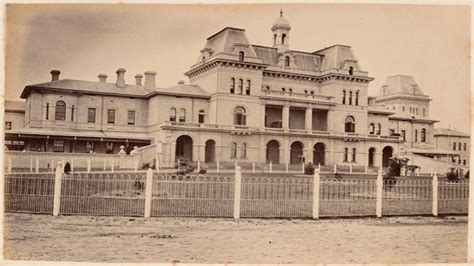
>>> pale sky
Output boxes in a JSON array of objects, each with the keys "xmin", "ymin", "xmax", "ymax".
[{"xmin": 5, "ymin": 4, "xmax": 471, "ymax": 132}]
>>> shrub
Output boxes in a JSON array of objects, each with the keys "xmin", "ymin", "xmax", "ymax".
[
  {"xmin": 304, "ymin": 163, "xmax": 315, "ymax": 175},
  {"xmin": 141, "ymin": 162, "xmax": 155, "ymax": 170},
  {"xmin": 175, "ymin": 157, "xmax": 195, "ymax": 175},
  {"xmin": 465, "ymin": 170, "xmax": 470, "ymax": 179},
  {"xmin": 446, "ymin": 168, "xmax": 460, "ymax": 182},
  {"xmin": 334, "ymin": 172, "xmax": 343, "ymax": 180},
  {"xmin": 383, "ymin": 157, "xmax": 408, "ymax": 190}
]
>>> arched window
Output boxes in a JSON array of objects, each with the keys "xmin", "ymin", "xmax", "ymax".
[
  {"xmin": 198, "ymin": 110, "xmax": 205, "ymax": 124},
  {"xmin": 376, "ymin": 123, "xmax": 381, "ymax": 135},
  {"xmin": 352, "ymin": 148, "xmax": 356, "ymax": 162},
  {"xmin": 355, "ymin": 91, "xmax": 359, "ymax": 106},
  {"xmin": 349, "ymin": 66, "xmax": 354, "ymax": 75},
  {"xmin": 369, "ymin": 123, "xmax": 375, "ymax": 134},
  {"xmin": 71, "ymin": 105, "xmax": 75, "ymax": 121},
  {"xmin": 234, "ymin": 106, "xmax": 246, "ymax": 125},
  {"xmin": 178, "ymin": 108, "xmax": 186, "ymax": 122},
  {"xmin": 238, "ymin": 51, "xmax": 245, "ymax": 62},
  {"xmin": 285, "ymin": 56, "xmax": 290, "ymax": 67},
  {"xmin": 231, "ymin": 142, "xmax": 237, "ymax": 158},
  {"xmin": 230, "ymin": 78, "xmax": 235, "ymax": 94},
  {"xmin": 55, "ymin": 100, "xmax": 66, "ymax": 121},
  {"xmin": 344, "ymin": 148, "xmax": 348, "ymax": 162},
  {"xmin": 342, "ymin": 90, "xmax": 346, "ymax": 104},
  {"xmin": 282, "ymin": 33, "xmax": 287, "ymax": 45},
  {"xmin": 246, "ymin": 80, "xmax": 251, "ymax": 95},
  {"xmin": 265, "ymin": 85, "xmax": 270, "ymax": 90},
  {"xmin": 241, "ymin": 143, "xmax": 247, "ymax": 158},
  {"xmin": 421, "ymin": 128, "xmax": 426, "ymax": 142},
  {"xmin": 282, "ymin": 88, "xmax": 286, "ymax": 92},
  {"xmin": 344, "ymin": 116, "xmax": 355, "ymax": 133},
  {"xmin": 349, "ymin": 91, "xmax": 353, "ymax": 105},
  {"xmin": 464, "ymin": 143, "xmax": 467, "ymax": 151},
  {"xmin": 169, "ymin": 108, "xmax": 177, "ymax": 122},
  {"xmin": 238, "ymin": 79, "xmax": 243, "ymax": 94}
]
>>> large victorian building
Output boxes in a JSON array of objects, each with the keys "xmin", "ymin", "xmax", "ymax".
[{"xmin": 4, "ymin": 12, "xmax": 469, "ymax": 170}]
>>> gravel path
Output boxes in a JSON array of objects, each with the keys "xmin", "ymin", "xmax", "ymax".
[{"xmin": 3, "ymin": 213, "xmax": 467, "ymax": 263}]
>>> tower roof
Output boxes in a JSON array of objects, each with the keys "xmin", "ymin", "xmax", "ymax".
[
  {"xmin": 272, "ymin": 10, "xmax": 291, "ymax": 30},
  {"xmin": 378, "ymin": 75, "xmax": 426, "ymax": 96}
]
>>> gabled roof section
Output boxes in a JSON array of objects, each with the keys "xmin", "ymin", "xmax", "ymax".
[
  {"xmin": 434, "ymin": 128, "xmax": 470, "ymax": 138},
  {"xmin": 313, "ymin": 44, "xmax": 362, "ymax": 72},
  {"xmin": 378, "ymin": 75, "xmax": 426, "ymax": 96},
  {"xmin": 199, "ymin": 27, "xmax": 258, "ymax": 60}
]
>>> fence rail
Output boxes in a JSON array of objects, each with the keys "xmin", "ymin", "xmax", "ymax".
[{"xmin": 4, "ymin": 165, "xmax": 470, "ymax": 218}]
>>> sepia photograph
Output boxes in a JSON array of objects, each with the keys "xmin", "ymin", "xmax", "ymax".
[{"xmin": 2, "ymin": 2, "xmax": 472, "ymax": 264}]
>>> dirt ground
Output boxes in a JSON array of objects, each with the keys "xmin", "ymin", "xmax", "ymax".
[{"xmin": 3, "ymin": 213, "xmax": 468, "ymax": 264}]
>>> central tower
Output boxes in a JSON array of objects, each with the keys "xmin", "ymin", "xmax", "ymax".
[{"xmin": 272, "ymin": 10, "xmax": 291, "ymax": 54}]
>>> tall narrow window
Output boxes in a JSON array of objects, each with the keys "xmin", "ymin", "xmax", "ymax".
[
  {"xmin": 421, "ymin": 128, "xmax": 426, "ymax": 142},
  {"xmin": 282, "ymin": 33, "xmax": 286, "ymax": 44},
  {"xmin": 464, "ymin": 143, "xmax": 467, "ymax": 151},
  {"xmin": 230, "ymin": 78, "xmax": 235, "ymax": 94},
  {"xmin": 369, "ymin": 123, "xmax": 375, "ymax": 134},
  {"xmin": 349, "ymin": 91, "xmax": 353, "ymax": 105},
  {"xmin": 46, "ymin": 103, "xmax": 49, "ymax": 120},
  {"xmin": 415, "ymin": 130, "xmax": 418, "ymax": 142},
  {"xmin": 234, "ymin": 106, "xmax": 246, "ymax": 126},
  {"xmin": 107, "ymin": 109, "xmax": 116, "ymax": 124},
  {"xmin": 71, "ymin": 105, "xmax": 75, "ymax": 121},
  {"xmin": 198, "ymin": 110, "xmax": 205, "ymax": 124},
  {"xmin": 241, "ymin": 143, "xmax": 247, "ymax": 158},
  {"xmin": 53, "ymin": 140, "xmax": 64, "ymax": 152},
  {"xmin": 458, "ymin": 142, "xmax": 462, "ymax": 151},
  {"xmin": 344, "ymin": 148, "xmax": 348, "ymax": 162},
  {"xmin": 349, "ymin": 66, "xmax": 354, "ymax": 75},
  {"xmin": 128, "ymin": 110, "xmax": 136, "ymax": 125},
  {"xmin": 352, "ymin": 148, "xmax": 356, "ymax": 162},
  {"xmin": 401, "ymin": 130, "xmax": 406, "ymax": 141},
  {"xmin": 376, "ymin": 123, "xmax": 381, "ymax": 135},
  {"xmin": 169, "ymin": 108, "xmax": 176, "ymax": 122},
  {"xmin": 344, "ymin": 116, "xmax": 355, "ymax": 133},
  {"xmin": 453, "ymin": 142, "xmax": 456, "ymax": 150},
  {"xmin": 355, "ymin": 91, "xmax": 359, "ymax": 106},
  {"xmin": 87, "ymin": 108, "xmax": 96, "ymax": 123},
  {"xmin": 423, "ymin": 108, "xmax": 426, "ymax": 116},
  {"xmin": 178, "ymin": 108, "xmax": 186, "ymax": 122},
  {"xmin": 231, "ymin": 142, "xmax": 237, "ymax": 158},
  {"xmin": 246, "ymin": 80, "xmax": 251, "ymax": 95},
  {"xmin": 238, "ymin": 79, "xmax": 243, "ymax": 94},
  {"xmin": 55, "ymin": 101, "xmax": 66, "ymax": 121},
  {"xmin": 342, "ymin": 90, "xmax": 346, "ymax": 104},
  {"xmin": 285, "ymin": 56, "xmax": 290, "ymax": 67},
  {"xmin": 273, "ymin": 34, "xmax": 277, "ymax": 45},
  {"xmin": 238, "ymin": 51, "xmax": 244, "ymax": 62}
]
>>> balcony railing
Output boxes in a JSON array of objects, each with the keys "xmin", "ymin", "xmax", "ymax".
[{"xmin": 260, "ymin": 89, "xmax": 334, "ymax": 102}]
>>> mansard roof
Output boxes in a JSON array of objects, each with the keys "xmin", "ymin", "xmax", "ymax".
[
  {"xmin": 252, "ymin": 45, "xmax": 322, "ymax": 72},
  {"xmin": 378, "ymin": 75, "xmax": 426, "ymax": 97}
]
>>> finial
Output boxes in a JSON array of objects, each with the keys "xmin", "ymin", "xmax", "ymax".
[{"xmin": 280, "ymin": 9, "xmax": 283, "ymax": 17}]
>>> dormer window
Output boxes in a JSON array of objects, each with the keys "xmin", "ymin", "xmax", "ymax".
[
  {"xmin": 349, "ymin": 66, "xmax": 354, "ymax": 75},
  {"xmin": 284, "ymin": 56, "xmax": 290, "ymax": 67},
  {"xmin": 238, "ymin": 51, "xmax": 245, "ymax": 62},
  {"xmin": 282, "ymin": 88, "xmax": 286, "ymax": 92}
]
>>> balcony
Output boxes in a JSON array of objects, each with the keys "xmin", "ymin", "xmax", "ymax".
[{"xmin": 260, "ymin": 89, "xmax": 334, "ymax": 103}]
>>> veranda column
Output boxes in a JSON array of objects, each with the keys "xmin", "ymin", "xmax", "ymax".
[
  {"xmin": 282, "ymin": 102, "xmax": 290, "ymax": 131},
  {"xmin": 283, "ymin": 137, "xmax": 290, "ymax": 165},
  {"xmin": 306, "ymin": 140, "xmax": 313, "ymax": 164},
  {"xmin": 305, "ymin": 106, "xmax": 313, "ymax": 132}
]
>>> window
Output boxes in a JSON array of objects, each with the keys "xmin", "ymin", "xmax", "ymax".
[
  {"xmin": 344, "ymin": 116, "xmax": 355, "ymax": 133},
  {"xmin": 342, "ymin": 90, "xmax": 346, "ymax": 104},
  {"xmin": 369, "ymin": 123, "xmax": 375, "ymax": 134},
  {"xmin": 234, "ymin": 107, "xmax": 246, "ymax": 125},
  {"xmin": 282, "ymin": 33, "xmax": 286, "ymax": 44},
  {"xmin": 5, "ymin": 121, "xmax": 12, "ymax": 130},
  {"xmin": 178, "ymin": 108, "xmax": 186, "ymax": 122},
  {"xmin": 376, "ymin": 124, "xmax": 381, "ymax": 135},
  {"xmin": 246, "ymin": 80, "xmax": 251, "ymax": 95},
  {"xmin": 349, "ymin": 66, "xmax": 354, "ymax": 75},
  {"xmin": 423, "ymin": 108, "xmax": 426, "ymax": 116},
  {"xmin": 237, "ymin": 79, "xmax": 243, "ymax": 94},
  {"xmin": 128, "ymin": 110, "xmax": 136, "ymax": 125},
  {"xmin": 265, "ymin": 85, "xmax": 270, "ymax": 90},
  {"xmin": 86, "ymin": 141, "xmax": 94, "ymax": 153},
  {"xmin": 53, "ymin": 140, "xmax": 64, "ymax": 152},
  {"xmin": 415, "ymin": 130, "xmax": 418, "ymax": 142},
  {"xmin": 46, "ymin": 103, "xmax": 49, "ymax": 120},
  {"xmin": 458, "ymin": 142, "xmax": 462, "ymax": 151},
  {"xmin": 352, "ymin": 148, "xmax": 356, "ymax": 162},
  {"xmin": 87, "ymin": 108, "xmax": 96, "ymax": 123},
  {"xmin": 106, "ymin": 142, "xmax": 114, "ymax": 154},
  {"xmin": 355, "ymin": 91, "xmax": 359, "ymax": 106},
  {"xmin": 402, "ymin": 106, "xmax": 405, "ymax": 111},
  {"xmin": 54, "ymin": 101, "xmax": 66, "ymax": 121},
  {"xmin": 107, "ymin": 109, "xmax": 116, "ymax": 124},
  {"xmin": 273, "ymin": 34, "xmax": 277, "ymax": 45},
  {"xmin": 464, "ymin": 143, "xmax": 467, "ymax": 151},
  {"xmin": 458, "ymin": 158, "xmax": 461, "ymax": 164},
  {"xmin": 416, "ymin": 108, "xmax": 418, "ymax": 115},
  {"xmin": 169, "ymin": 108, "xmax": 176, "ymax": 122},
  {"xmin": 389, "ymin": 129, "xmax": 395, "ymax": 136},
  {"xmin": 289, "ymin": 88, "xmax": 293, "ymax": 93},
  {"xmin": 285, "ymin": 56, "xmax": 290, "ymax": 67},
  {"xmin": 198, "ymin": 110, "xmax": 205, "ymax": 124},
  {"xmin": 230, "ymin": 78, "xmax": 235, "ymax": 94},
  {"xmin": 343, "ymin": 148, "xmax": 348, "ymax": 162},
  {"xmin": 71, "ymin": 105, "xmax": 75, "ymax": 121},
  {"xmin": 349, "ymin": 91, "xmax": 353, "ymax": 105},
  {"xmin": 282, "ymin": 88, "xmax": 286, "ymax": 92},
  {"xmin": 421, "ymin": 128, "xmax": 426, "ymax": 142},
  {"xmin": 241, "ymin": 143, "xmax": 247, "ymax": 158},
  {"xmin": 238, "ymin": 51, "xmax": 244, "ymax": 62},
  {"xmin": 401, "ymin": 130, "xmax": 406, "ymax": 141},
  {"xmin": 231, "ymin": 142, "xmax": 237, "ymax": 158},
  {"xmin": 464, "ymin": 160, "xmax": 467, "ymax": 165},
  {"xmin": 453, "ymin": 142, "xmax": 456, "ymax": 150}
]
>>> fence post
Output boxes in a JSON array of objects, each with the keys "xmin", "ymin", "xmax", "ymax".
[
  {"xmin": 252, "ymin": 162, "xmax": 255, "ymax": 173},
  {"xmin": 30, "ymin": 158, "xmax": 33, "ymax": 172},
  {"xmin": 301, "ymin": 162, "xmax": 305, "ymax": 173},
  {"xmin": 376, "ymin": 168, "xmax": 383, "ymax": 218},
  {"xmin": 111, "ymin": 159, "xmax": 115, "ymax": 172},
  {"xmin": 144, "ymin": 167, "xmax": 153, "ymax": 218},
  {"xmin": 318, "ymin": 163, "xmax": 321, "ymax": 172},
  {"xmin": 70, "ymin": 158, "xmax": 74, "ymax": 173},
  {"xmin": 87, "ymin": 159, "xmax": 91, "ymax": 173},
  {"xmin": 53, "ymin": 161, "xmax": 64, "ymax": 216},
  {"xmin": 51, "ymin": 159, "xmax": 55, "ymax": 172},
  {"xmin": 312, "ymin": 168, "xmax": 320, "ymax": 219},
  {"xmin": 334, "ymin": 164, "xmax": 337, "ymax": 173},
  {"xmin": 155, "ymin": 154, "xmax": 159, "ymax": 170},
  {"xmin": 35, "ymin": 157, "xmax": 39, "ymax": 173},
  {"xmin": 103, "ymin": 158, "xmax": 107, "ymax": 171},
  {"xmin": 233, "ymin": 166, "xmax": 242, "ymax": 219},
  {"xmin": 134, "ymin": 158, "xmax": 139, "ymax": 173},
  {"xmin": 432, "ymin": 172, "xmax": 438, "ymax": 216},
  {"xmin": 235, "ymin": 161, "xmax": 238, "ymax": 170},
  {"xmin": 269, "ymin": 161, "xmax": 273, "ymax": 173},
  {"xmin": 285, "ymin": 162, "xmax": 289, "ymax": 173},
  {"xmin": 216, "ymin": 161, "xmax": 220, "ymax": 173},
  {"xmin": 7, "ymin": 156, "xmax": 12, "ymax": 174},
  {"xmin": 349, "ymin": 164, "xmax": 353, "ymax": 173}
]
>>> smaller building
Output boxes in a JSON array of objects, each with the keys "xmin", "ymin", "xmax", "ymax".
[
  {"xmin": 434, "ymin": 128, "xmax": 470, "ymax": 167},
  {"xmin": 4, "ymin": 100, "xmax": 26, "ymax": 150}
]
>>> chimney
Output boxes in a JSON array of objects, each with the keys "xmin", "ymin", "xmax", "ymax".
[
  {"xmin": 115, "ymin": 68, "xmax": 126, "ymax": 88},
  {"xmin": 144, "ymin": 71, "xmax": 156, "ymax": 89},
  {"xmin": 50, "ymin": 70, "xmax": 61, "ymax": 81},
  {"xmin": 178, "ymin": 80, "xmax": 185, "ymax": 85},
  {"xmin": 135, "ymin": 74, "xmax": 143, "ymax": 86},
  {"xmin": 98, "ymin": 74, "xmax": 108, "ymax": 83}
]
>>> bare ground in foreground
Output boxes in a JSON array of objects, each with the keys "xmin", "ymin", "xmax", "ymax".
[{"xmin": 3, "ymin": 213, "xmax": 467, "ymax": 264}]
